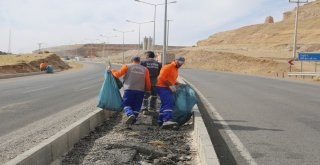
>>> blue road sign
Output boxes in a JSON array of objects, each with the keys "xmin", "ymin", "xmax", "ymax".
[{"xmin": 298, "ymin": 53, "xmax": 320, "ymax": 61}]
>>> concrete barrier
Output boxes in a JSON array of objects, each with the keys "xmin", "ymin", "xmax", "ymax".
[
  {"xmin": 179, "ymin": 77, "xmax": 220, "ymax": 165},
  {"xmin": 193, "ymin": 105, "xmax": 220, "ymax": 165},
  {"xmin": 6, "ymin": 109, "xmax": 113, "ymax": 165}
]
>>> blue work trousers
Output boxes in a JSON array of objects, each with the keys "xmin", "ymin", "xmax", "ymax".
[
  {"xmin": 142, "ymin": 78, "xmax": 158, "ymax": 110},
  {"xmin": 156, "ymin": 87, "xmax": 174, "ymax": 125},
  {"xmin": 123, "ymin": 90, "xmax": 145, "ymax": 118}
]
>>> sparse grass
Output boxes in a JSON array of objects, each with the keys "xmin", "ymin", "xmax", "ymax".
[
  {"xmin": 67, "ymin": 62, "xmax": 83, "ymax": 70},
  {"xmin": 0, "ymin": 53, "xmax": 52, "ymax": 66}
]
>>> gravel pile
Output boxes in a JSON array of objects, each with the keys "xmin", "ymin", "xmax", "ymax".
[{"xmin": 61, "ymin": 111, "xmax": 199, "ymax": 165}]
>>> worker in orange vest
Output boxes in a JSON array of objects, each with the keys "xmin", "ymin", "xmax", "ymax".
[
  {"xmin": 39, "ymin": 62, "xmax": 46, "ymax": 71},
  {"xmin": 156, "ymin": 56, "xmax": 185, "ymax": 129}
]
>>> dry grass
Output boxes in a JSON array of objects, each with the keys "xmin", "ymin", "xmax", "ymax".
[
  {"xmin": 0, "ymin": 53, "xmax": 52, "ymax": 66},
  {"xmin": 67, "ymin": 62, "xmax": 83, "ymax": 70},
  {"xmin": 147, "ymin": 140, "xmax": 167, "ymax": 148}
]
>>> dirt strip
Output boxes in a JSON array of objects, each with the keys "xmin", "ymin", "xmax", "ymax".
[{"xmin": 60, "ymin": 111, "xmax": 200, "ymax": 165}]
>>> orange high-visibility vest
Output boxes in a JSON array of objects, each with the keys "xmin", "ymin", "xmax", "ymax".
[
  {"xmin": 40, "ymin": 63, "xmax": 46, "ymax": 70},
  {"xmin": 156, "ymin": 62, "xmax": 178, "ymax": 87}
]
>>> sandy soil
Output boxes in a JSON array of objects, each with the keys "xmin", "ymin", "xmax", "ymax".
[{"xmin": 0, "ymin": 53, "xmax": 70, "ymax": 74}]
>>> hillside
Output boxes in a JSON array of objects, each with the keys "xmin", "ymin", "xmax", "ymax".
[
  {"xmin": 0, "ymin": 53, "xmax": 70, "ymax": 74},
  {"xmin": 44, "ymin": 44, "xmax": 184, "ymax": 58},
  {"xmin": 196, "ymin": 0, "xmax": 320, "ymax": 58},
  {"xmin": 174, "ymin": 0, "xmax": 320, "ymax": 79}
]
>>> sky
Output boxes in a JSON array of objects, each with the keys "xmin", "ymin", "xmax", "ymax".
[{"xmin": 0, "ymin": 0, "xmax": 311, "ymax": 53}]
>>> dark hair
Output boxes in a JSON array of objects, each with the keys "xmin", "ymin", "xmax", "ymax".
[
  {"xmin": 131, "ymin": 56, "xmax": 140, "ymax": 62},
  {"xmin": 145, "ymin": 51, "xmax": 155, "ymax": 58}
]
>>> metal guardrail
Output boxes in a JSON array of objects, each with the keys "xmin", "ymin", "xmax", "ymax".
[{"xmin": 288, "ymin": 72, "xmax": 320, "ymax": 76}]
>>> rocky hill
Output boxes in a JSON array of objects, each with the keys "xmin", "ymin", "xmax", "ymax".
[
  {"xmin": 45, "ymin": 44, "xmax": 184, "ymax": 58},
  {"xmin": 171, "ymin": 0, "xmax": 320, "ymax": 79},
  {"xmin": 196, "ymin": 0, "xmax": 320, "ymax": 59}
]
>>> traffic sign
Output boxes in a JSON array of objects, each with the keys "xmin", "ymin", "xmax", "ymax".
[
  {"xmin": 288, "ymin": 59, "xmax": 294, "ymax": 65},
  {"xmin": 298, "ymin": 53, "xmax": 320, "ymax": 61}
]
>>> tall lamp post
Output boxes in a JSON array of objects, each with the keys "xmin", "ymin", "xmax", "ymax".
[
  {"xmin": 289, "ymin": 0, "xmax": 308, "ymax": 60},
  {"xmin": 134, "ymin": 0, "xmax": 177, "ymax": 50},
  {"xmin": 166, "ymin": 20, "xmax": 173, "ymax": 52},
  {"xmin": 126, "ymin": 20, "xmax": 154, "ymax": 53},
  {"xmin": 113, "ymin": 29, "xmax": 134, "ymax": 64}
]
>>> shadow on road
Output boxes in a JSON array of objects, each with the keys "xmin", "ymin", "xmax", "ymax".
[{"xmin": 214, "ymin": 123, "xmax": 284, "ymax": 132}]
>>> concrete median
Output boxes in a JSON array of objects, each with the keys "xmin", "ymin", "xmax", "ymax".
[{"xmin": 5, "ymin": 109, "xmax": 113, "ymax": 165}]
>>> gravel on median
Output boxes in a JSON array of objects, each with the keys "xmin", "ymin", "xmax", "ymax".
[{"xmin": 61, "ymin": 111, "xmax": 199, "ymax": 165}]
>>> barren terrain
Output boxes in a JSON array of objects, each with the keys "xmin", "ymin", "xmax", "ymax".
[{"xmin": 0, "ymin": 53, "xmax": 70, "ymax": 74}]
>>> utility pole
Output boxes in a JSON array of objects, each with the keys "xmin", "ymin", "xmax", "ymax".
[
  {"xmin": 113, "ymin": 29, "xmax": 134, "ymax": 64},
  {"xmin": 163, "ymin": 0, "xmax": 168, "ymax": 65},
  {"xmin": 8, "ymin": 29, "xmax": 12, "ymax": 54},
  {"xmin": 289, "ymin": 0, "xmax": 308, "ymax": 60},
  {"xmin": 38, "ymin": 43, "xmax": 42, "ymax": 53},
  {"xmin": 166, "ymin": 20, "xmax": 173, "ymax": 52}
]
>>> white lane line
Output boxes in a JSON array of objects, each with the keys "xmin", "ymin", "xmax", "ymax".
[
  {"xmin": 76, "ymin": 85, "xmax": 96, "ymax": 92},
  {"xmin": 182, "ymin": 77, "xmax": 258, "ymax": 165},
  {"xmin": 23, "ymin": 86, "xmax": 52, "ymax": 94},
  {"xmin": 81, "ymin": 77, "xmax": 95, "ymax": 81},
  {"xmin": 0, "ymin": 100, "xmax": 34, "ymax": 112}
]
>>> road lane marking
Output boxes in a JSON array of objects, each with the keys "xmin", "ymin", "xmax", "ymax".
[
  {"xmin": 0, "ymin": 100, "xmax": 34, "ymax": 113},
  {"xmin": 76, "ymin": 85, "xmax": 97, "ymax": 92},
  {"xmin": 23, "ymin": 86, "xmax": 52, "ymax": 94},
  {"xmin": 182, "ymin": 77, "xmax": 258, "ymax": 165}
]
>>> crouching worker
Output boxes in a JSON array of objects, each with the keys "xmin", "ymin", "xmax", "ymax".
[
  {"xmin": 111, "ymin": 56, "xmax": 151, "ymax": 126},
  {"xmin": 156, "ymin": 56, "xmax": 185, "ymax": 129},
  {"xmin": 40, "ymin": 62, "xmax": 46, "ymax": 71}
]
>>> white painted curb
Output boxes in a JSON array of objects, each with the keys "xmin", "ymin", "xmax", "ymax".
[{"xmin": 6, "ymin": 109, "xmax": 113, "ymax": 165}]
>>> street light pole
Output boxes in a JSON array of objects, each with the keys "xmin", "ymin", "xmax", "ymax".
[
  {"xmin": 126, "ymin": 20, "xmax": 153, "ymax": 53},
  {"xmin": 113, "ymin": 29, "xmax": 134, "ymax": 64},
  {"xmin": 38, "ymin": 43, "xmax": 43, "ymax": 53},
  {"xmin": 289, "ymin": 0, "xmax": 308, "ymax": 60},
  {"xmin": 163, "ymin": 0, "xmax": 168, "ymax": 65},
  {"xmin": 8, "ymin": 29, "xmax": 12, "ymax": 54},
  {"xmin": 153, "ymin": 5, "xmax": 157, "ymax": 50},
  {"xmin": 166, "ymin": 20, "xmax": 173, "ymax": 52},
  {"xmin": 134, "ymin": 0, "xmax": 177, "ymax": 51}
]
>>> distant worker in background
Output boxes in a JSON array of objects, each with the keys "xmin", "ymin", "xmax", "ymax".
[
  {"xmin": 39, "ymin": 62, "xmax": 46, "ymax": 71},
  {"xmin": 140, "ymin": 51, "xmax": 162, "ymax": 114},
  {"xmin": 156, "ymin": 56, "xmax": 185, "ymax": 129},
  {"xmin": 111, "ymin": 56, "xmax": 151, "ymax": 126}
]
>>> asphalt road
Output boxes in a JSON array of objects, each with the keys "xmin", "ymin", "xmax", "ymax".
[
  {"xmin": 0, "ymin": 62, "xmax": 106, "ymax": 137},
  {"xmin": 181, "ymin": 69, "xmax": 320, "ymax": 165}
]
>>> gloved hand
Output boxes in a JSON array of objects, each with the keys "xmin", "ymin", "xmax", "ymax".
[
  {"xmin": 107, "ymin": 65, "xmax": 112, "ymax": 71},
  {"xmin": 169, "ymin": 85, "xmax": 176, "ymax": 92},
  {"xmin": 145, "ymin": 91, "xmax": 151, "ymax": 98}
]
